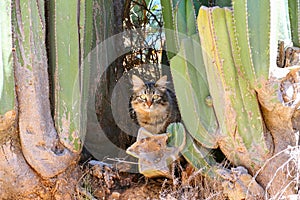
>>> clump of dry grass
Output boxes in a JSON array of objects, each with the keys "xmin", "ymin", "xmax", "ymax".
[
  {"xmin": 159, "ymin": 162, "xmax": 227, "ymax": 200},
  {"xmin": 76, "ymin": 162, "xmax": 116, "ymax": 199},
  {"xmin": 77, "ymin": 160, "xmax": 144, "ymax": 199},
  {"xmin": 76, "ymin": 159, "xmax": 227, "ymax": 200}
]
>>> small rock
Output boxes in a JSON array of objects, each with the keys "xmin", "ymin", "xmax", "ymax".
[{"xmin": 110, "ymin": 191, "xmax": 120, "ymax": 199}]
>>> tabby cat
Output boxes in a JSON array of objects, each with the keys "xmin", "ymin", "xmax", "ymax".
[{"xmin": 129, "ymin": 75, "xmax": 181, "ymax": 134}]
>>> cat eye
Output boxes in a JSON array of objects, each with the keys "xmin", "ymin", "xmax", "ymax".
[
  {"xmin": 152, "ymin": 94, "xmax": 160, "ymax": 100},
  {"xmin": 139, "ymin": 94, "xmax": 147, "ymax": 100}
]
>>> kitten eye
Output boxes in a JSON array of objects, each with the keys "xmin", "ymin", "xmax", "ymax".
[
  {"xmin": 139, "ymin": 94, "xmax": 147, "ymax": 100},
  {"xmin": 152, "ymin": 94, "xmax": 160, "ymax": 100}
]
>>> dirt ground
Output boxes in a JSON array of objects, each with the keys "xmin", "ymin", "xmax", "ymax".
[
  {"xmin": 0, "ymin": 112, "xmax": 226, "ymax": 200},
  {"xmin": 75, "ymin": 159, "xmax": 227, "ymax": 200}
]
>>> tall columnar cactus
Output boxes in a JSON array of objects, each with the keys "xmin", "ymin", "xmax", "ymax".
[
  {"xmin": 198, "ymin": 5, "xmax": 269, "ymax": 171},
  {"xmin": 11, "ymin": 0, "xmax": 91, "ymax": 178},
  {"xmin": 0, "ymin": 0, "xmax": 14, "ymax": 116},
  {"xmin": 161, "ymin": 0, "xmax": 198, "ymax": 60},
  {"xmin": 162, "ymin": 0, "xmax": 298, "ymax": 195},
  {"xmin": 48, "ymin": 0, "xmax": 82, "ymax": 151},
  {"xmin": 80, "ymin": 0, "xmax": 93, "ymax": 140},
  {"xmin": 161, "ymin": 0, "xmax": 222, "ymax": 171},
  {"xmin": 288, "ymin": 0, "xmax": 300, "ymax": 46}
]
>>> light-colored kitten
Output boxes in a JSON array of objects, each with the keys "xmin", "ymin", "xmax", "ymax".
[{"xmin": 129, "ymin": 75, "xmax": 181, "ymax": 134}]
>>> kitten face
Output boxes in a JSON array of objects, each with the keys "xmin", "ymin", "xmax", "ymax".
[{"xmin": 131, "ymin": 75, "xmax": 168, "ymax": 112}]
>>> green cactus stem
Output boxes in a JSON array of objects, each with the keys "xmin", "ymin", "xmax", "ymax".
[
  {"xmin": 0, "ymin": 0, "xmax": 14, "ymax": 115},
  {"xmin": 288, "ymin": 0, "xmax": 300, "ymax": 46},
  {"xmin": 198, "ymin": 6, "xmax": 269, "ymax": 171},
  {"xmin": 12, "ymin": 0, "xmax": 76, "ymax": 178},
  {"xmin": 170, "ymin": 36, "xmax": 219, "ymax": 149},
  {"xmin": 48, "ymin": 0, "xmax": 81, "ymax": 151}
]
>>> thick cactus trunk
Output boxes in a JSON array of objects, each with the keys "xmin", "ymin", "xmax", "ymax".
[
  {"xmin": 13, "ymin": 0, "xmax": 76, "ymax": 178},
  {"xmin": 1, "ymin": 0, "xmax": 96, "ymax": 197},
  {"xmin": 0, "ymin": 1, "xmax": 40, "ymax": 198},
  {"xmin": 11, "ymin": 0, "xmax": 91, "ymax": 179}
]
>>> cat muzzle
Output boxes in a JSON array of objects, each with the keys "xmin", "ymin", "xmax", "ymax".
[{"xmin": 146, "ymin": 101, "xmax": 152, "ymax": 107}]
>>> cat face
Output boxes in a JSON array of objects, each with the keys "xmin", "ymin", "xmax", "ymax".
[{"xmin": 131, "ymin": 75, "xmax": 168, "ymax": 112}]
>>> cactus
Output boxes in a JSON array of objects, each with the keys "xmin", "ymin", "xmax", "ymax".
[
  {"xmin": 180, "ymin": 133, "xmax": 217, "ymax": 176},
  {"xmin": 161, "ymin": 0, "xmax": 300, "ymax": 196},
  {"xmin": 288, "ymin": 0, "xmax": 300, "ymax": 46},
  {"xmin": 0, "ymin": 0, "xmax": 15, "ymax": 132},
  {"xmin": 232, "ymin": 0, "xmax": 270, "ymax": 84},
  {"xmin": 162, "ymin": 0, "xmax": 296, "ymax": 175},
  {"xmin": 161, "ymin": 0, "xmax": 199, "ymax": 59},
  {"xmin": 0, "ymin": 0, "xmax": 14, "ymax": 116},
  {"xmin": 12, "ymin": 0, "xmax": 75, "ymax": 178},
  {"xmin": 80, "ymin": 0, "xmax": 93, "ymax": 142},
  {"xmin": 161, "ymin": 0, "xmax": 222, "ymax": 173},
  {"xmin": 11, "ymin": 0, "xmax": 92, "ymax": 178},
  {"xmin": 168, "ymin": 122, "xmax": 217, "ymax": 176},
  {"xmin": 161, "ymin": 0, "xmax": 220, "ymax": 147},
  {"xmin": 170, "ymin": 37, "xmax": 219, "ymax": 149},
  {"xmin": 48, "ymin": 0, "xmax": 82, "ymax": 151},
  {"xmin": 198, "ymin": 6, "xmax": 269, "ymax": 171},
  {"xmin": 161, "ymin": 0, "xmax": 232, "ymax": 58}
]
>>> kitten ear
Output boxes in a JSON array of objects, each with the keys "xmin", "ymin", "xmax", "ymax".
[
  {"xmin": 132, "ymin": 75, "xmax": 145, "ymax": 91},
  {"xmin": 155, "ymin": 75, "xmax": 167, "ymax": 90}
]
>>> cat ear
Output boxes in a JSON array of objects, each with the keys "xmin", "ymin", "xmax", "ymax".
[
  {"xmin": 132, "ymin": 75, "xmax": 145, "ymax": 91},
  {"xmin": 155, "ymin": 75, "xmax": 168, "ymax": 90}
]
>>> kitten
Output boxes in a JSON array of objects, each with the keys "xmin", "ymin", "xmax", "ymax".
[{"xmin": 129, "ymin": 75, "xmax": 181, "ymax": 134}]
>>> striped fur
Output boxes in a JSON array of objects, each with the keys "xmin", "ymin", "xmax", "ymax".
[{"xmin": 129, "ymin": 75, "xmax": 181, "ymax": 134}]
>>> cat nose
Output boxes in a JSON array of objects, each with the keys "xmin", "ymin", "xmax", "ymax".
[{"xmin": 146, "ymin": 101, "xmax": 152, "ymax": 107}]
